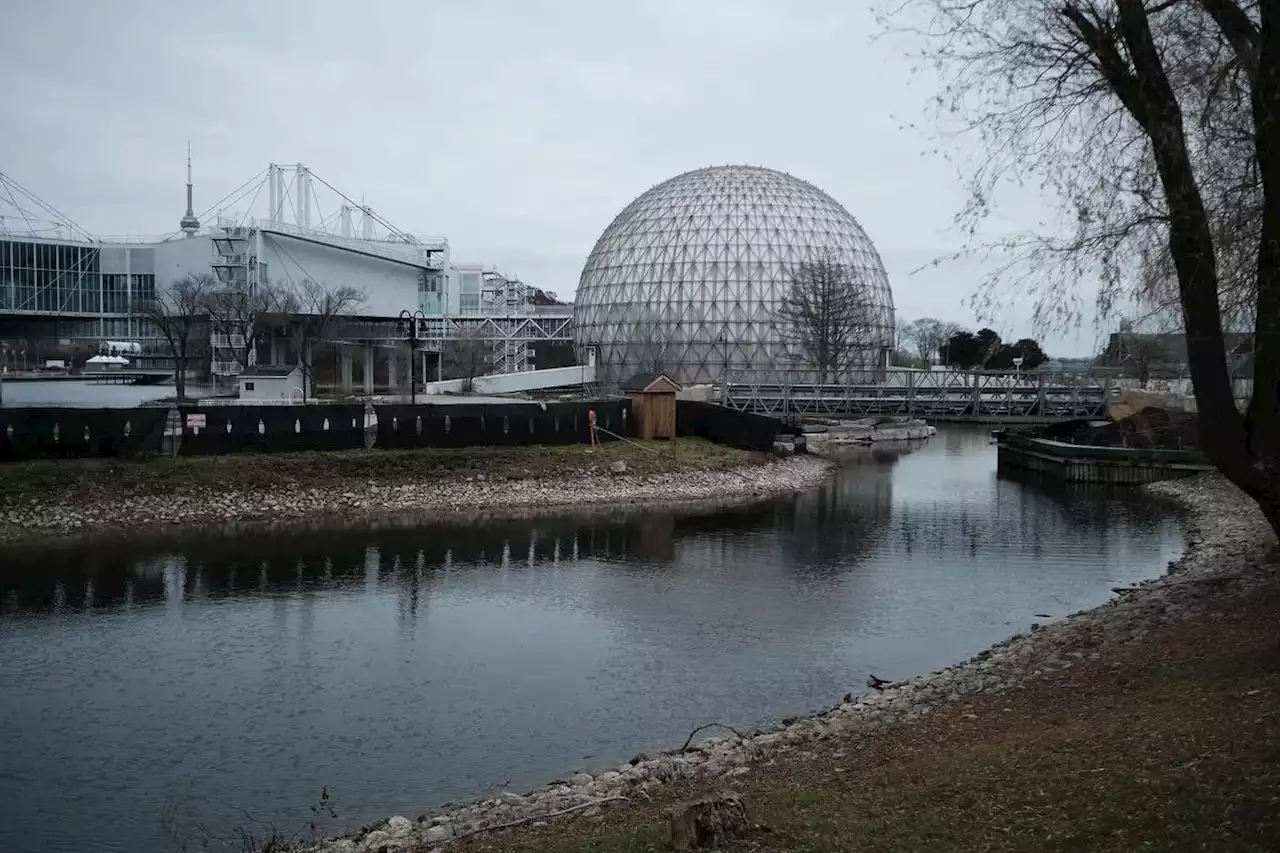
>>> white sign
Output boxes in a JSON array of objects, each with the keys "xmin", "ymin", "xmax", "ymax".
[{"xmin": 187, "ymin": 414, "xmax": 207, "ymax": 429}]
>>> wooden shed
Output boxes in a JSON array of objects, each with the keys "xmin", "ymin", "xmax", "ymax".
[{"xmin": 621, "ymin": 373, "xmax": 682, "ymax": 440}]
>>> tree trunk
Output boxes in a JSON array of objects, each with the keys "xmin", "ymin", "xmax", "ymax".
[
  {"xmin": 1088, "ymin": 0, "xmax": 1272, "ymax": 535},
  {"xmin": 1244, "ymin": 0, "xmax": 1280, "ymax": 537},
  {"xmin": 174, "ymin": 347, "xmax": 186, "ymax": 401}
]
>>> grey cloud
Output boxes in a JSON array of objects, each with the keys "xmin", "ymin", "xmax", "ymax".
[{"xmin": 0, "ymin": 0, "xmax": 1098, "ymax": 355}]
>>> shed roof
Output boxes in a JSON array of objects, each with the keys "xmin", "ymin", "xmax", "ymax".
[
  {"xmin": 238, "ymin": 365, "xmax": 301, "ymax": 378},
  {"xmin": 620, "ymin": 372, "xmax": 682, "ymax": 393}
]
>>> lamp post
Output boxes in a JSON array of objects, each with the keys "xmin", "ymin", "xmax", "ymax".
[
  {"xmin": 717, "ymin": 330, "xmax": 728, "ymax": 383},
  {"xmin": 399, "ymin": 309, "xmax": 427, "ymax": 405}
]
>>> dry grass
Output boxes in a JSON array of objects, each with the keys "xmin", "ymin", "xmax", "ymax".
[
  {"xmin": 450, "ymin": 570, "xmax": 1280, "ymax": 853},
  {"xmin": 0, "ymin": 438, "xmax": 759, "ymax": 506}
]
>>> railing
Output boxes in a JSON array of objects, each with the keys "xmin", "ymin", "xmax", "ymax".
[
  {"xmin": 409, "ymin": 315, "xmax": 573, "ymax": 343},
  {"xmin": 255, "ymin": 219, "xmax": 446, "ymax": 269},
  {"xmin": 211, "ymin": 360, "xmax": 244, "ymax": 376},
  {"xmin": 724, "ymin": 368, "xmax": 1112, "ymax": 421}
]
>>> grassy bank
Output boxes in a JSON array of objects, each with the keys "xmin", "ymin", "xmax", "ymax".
[
  {"xmin": 458, "ymin": 560, "xmax": 1280, "ymax": 853},
  {"xmin": 0, "ymin": 438, "xmax": 759, "ymax": 506}
]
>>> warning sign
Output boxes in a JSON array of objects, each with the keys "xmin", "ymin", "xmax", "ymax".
[{"xmin": 186, "ymin": 414, "xmax": 207, "ymax": 429}]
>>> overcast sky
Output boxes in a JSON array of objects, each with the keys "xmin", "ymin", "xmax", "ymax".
[{"xmin": 0, "ymin": 0, "xmax": 1112, "ymax": 356}]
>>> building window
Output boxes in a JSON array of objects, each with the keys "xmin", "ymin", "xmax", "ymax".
[{"xmin": 244, "ymin": 382, "xmax": 255, "ymax": 392}]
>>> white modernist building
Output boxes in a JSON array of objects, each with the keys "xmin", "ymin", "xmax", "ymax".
[{"xmin": 0, "ymin": 161, "xmax": 573, "ymax": 387}]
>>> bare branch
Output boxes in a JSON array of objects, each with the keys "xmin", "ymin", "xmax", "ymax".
[
  {"xmin": 777, "ymin": 256, "xmax": 886, "ymax": 383},
  {"xmin": 203, "ymin": 280, "xmax": 291, "ymax": 371},
  {"xmin": 679, "ymin": 722, "xmax": 750, "ymax": 753},
  {"xmin": 888, "ymin": 0, "xmax": 1279, "ymax": 532},
  {"xmin": 283, "ymin": 279, "xmax": 365, "ymax": 400},
  {"xmin": 133, "ymin": 272, "xmax": 214, "ymax": 401}
]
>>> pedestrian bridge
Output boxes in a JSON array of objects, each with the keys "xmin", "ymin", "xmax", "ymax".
[
  {"xmin": 723, "ymin": 369, "xmax": 1113, "ymax": 423},
  {"xmin": 421, "ymin": 349, "xmax": 597, "ymax": 396}
]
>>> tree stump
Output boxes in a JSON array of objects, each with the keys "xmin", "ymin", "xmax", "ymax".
[{"xmin": 669, "ymin": 791, "xmax": 749, "ymax": 851}]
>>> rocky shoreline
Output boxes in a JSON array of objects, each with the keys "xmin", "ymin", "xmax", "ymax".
[
  {"xmin": 309, "ymin": 473, "xmax": 1275, "ymax": 853},
  {"xmin": 0, "ymin": 455, "xmax": 832, "ymax": 546}
]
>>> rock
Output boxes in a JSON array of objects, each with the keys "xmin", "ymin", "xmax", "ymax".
[
  {"xmin": 423, "ymin": 824, "xmax": 452, "ymax": 843},
  {"xmin": 669, "ymin": 792, "xmax": 750, "ymax": 851},
  {"xmin": 609, "ymin": 459, "xmax": 628, "ymax": 474},
  {"xmin": 570, "ymin": 772, "xmax": 593, "ymax": 786},
  {"xmin": 385, "ymin": 815, "xmax": 412, "ymax": 834},
  {"xmin": 359, "ymin": 830, "xmax": 392, "ymax": 850}
]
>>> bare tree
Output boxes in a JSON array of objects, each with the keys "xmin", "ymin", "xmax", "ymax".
[
  {"xmin": 203, "ymin": 280, "xmax": 290, "ymax": 373},
  {"xmin": 628, "ymin": 309, "xmax": 678, "ymax": 377},
  {"xmin": 902, "ymin": 317, "xmax": 963, "ymax": 367},
  {"xmin": 134, "ymin": 272, "xmax": 214, "ymax": 401},
  {"xmin": 281, "ymin": 279, "xmax": 364, "ymax": 401},
  {"xmin": 777, "ymin": 257, "xmax": 878, "ymax": 384},
  {"xmin": 440, "ymin": 326, "xmax": 490, "ymax": 390},
  {"xmin": 898, "ymin": 0, "xmax": 1279, "ymax": 534}
]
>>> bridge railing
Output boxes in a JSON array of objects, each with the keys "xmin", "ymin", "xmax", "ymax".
[{"xmin": 722, "ymin": 368, "xmax": 1112, "ymax": 420}]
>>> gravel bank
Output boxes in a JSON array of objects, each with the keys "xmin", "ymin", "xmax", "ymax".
[
  {"xmin": 0, "ymin": 455, "xmax": 832, "ymax": 546},
  {"xmin": 309, "ymin": 473, "xmax": 1275, "ymax": 853}
]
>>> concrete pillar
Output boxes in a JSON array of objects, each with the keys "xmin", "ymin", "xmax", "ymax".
[
  {"xmin": 340, "ymin": 347, "xmax": 354, "ymax": 393},
  {"xmin": 363, "ymin": 342, "xmax": 374, "ymax": 395},
  {"xmin": 303, "ymin": 342, "xmax": 314, "ymax": 400},
  {"xmin": 388, "ymin": 348, "xmax": 400, "ymax": 393}
]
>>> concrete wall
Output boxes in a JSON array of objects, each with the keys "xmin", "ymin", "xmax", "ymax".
[
  {"xmin": 239, "ymin": 374, "xmax": 303, "ymax": 401},
  {"xmin": 151, "ymin": 236, "xmax": 217, "ymax": 285},
  {"xmin": 260, "ymin": 234, "xmax": 419, "ymax": 319}
]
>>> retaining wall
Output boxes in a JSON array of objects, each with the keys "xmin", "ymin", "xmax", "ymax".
[{"xmin": 996, "ymin": 433, "xmax": 1212, "ymax": 484}]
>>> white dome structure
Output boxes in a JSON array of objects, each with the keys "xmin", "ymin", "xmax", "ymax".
[{"xmin": 574, "ymin": 165, "xmax": 895, "ymax": 386}]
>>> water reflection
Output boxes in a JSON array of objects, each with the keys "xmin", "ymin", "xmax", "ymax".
[{"xmin": 0, "ymin": 428, "xmax": 1186, "ymax": 853}]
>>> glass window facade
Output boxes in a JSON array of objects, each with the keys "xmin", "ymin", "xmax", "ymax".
[
  {"xmin": 418, "ymin": 271, "xmax": 445, "ymax": 314},
  {"xmin": 102, "ymin": 274, "xmax": 129, "ymax": 313},
  {"xmin": 0, "ymin": 239, "xmax": 104, "ymax": 314},
  {"xmin": 0, "ymin": 239, "xmax": 156, "ymax": 316},
  {"xmin": 459, "ymin": 272, "xmax": 481, "ymax": 314}
]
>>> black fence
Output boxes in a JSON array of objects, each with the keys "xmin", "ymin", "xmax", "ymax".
[
  {"xmin": 0, "ymin": 399, "xmax": 781, "ymax": 462},
  {"xmin": 0, "ymin": 407, "xmax": 169, "ymax": 461},
  {"xmin": 676, "ymin": 400, "xmax": 785, "ymax": 451},
  {"xmin": 374, "ymin": 400, "xmax": 631, "ymax": 449},
  {"xmin": 177, "ymin": 404, "xmax": 367, "ymax": 455}
]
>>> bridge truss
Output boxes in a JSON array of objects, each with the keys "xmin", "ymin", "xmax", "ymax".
[{"xmin": 723, "ymin": 368, "xmax": 1112, "ymax": 422}]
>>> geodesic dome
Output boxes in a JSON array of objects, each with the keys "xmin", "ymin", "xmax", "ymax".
[{"xmin": 573, "ymin": 165, "xmax": 895, "ymax": 387}]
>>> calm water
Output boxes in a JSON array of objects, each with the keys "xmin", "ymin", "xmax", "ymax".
[
  {"xmin": 0, "ymin": 379, "xmax": 177, "ymax": 408},
  {"xmin": 0, "ymin": 429, "xmax": 1185, "ymax": 853}
]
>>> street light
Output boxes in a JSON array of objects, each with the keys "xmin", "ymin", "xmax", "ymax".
[
  {"xmin": 717, "ymin": 330, "xmax": 728, "ymax": 383},
  {"xmin": 399, "ymin": 309, "xmax": 428, "ymax": 405}
]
